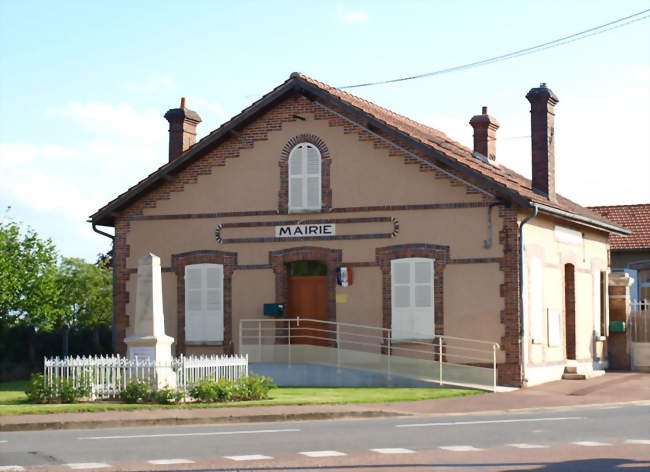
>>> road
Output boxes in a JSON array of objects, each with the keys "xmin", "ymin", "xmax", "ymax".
[{"xmin": 1, "ymin": 402, "xmax": 649, "ymax": 471}]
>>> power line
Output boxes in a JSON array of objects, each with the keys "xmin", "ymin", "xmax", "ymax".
[{"xmin": 339, "ymin": 9, "xmax": 650, "ymax": 89}]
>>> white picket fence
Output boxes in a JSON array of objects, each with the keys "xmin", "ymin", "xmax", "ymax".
[{"xmin": 43, "ymin": 354, "xmax": 248, "ymax": 399}]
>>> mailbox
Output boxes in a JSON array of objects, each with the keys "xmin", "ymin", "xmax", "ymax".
[
  {"xmin": 263, "ymin": 303, "xmax": 284, "ymax": 316},
  {"xmin": 609, "ymin": 320, "xmax": 625, "ymax": 333}
]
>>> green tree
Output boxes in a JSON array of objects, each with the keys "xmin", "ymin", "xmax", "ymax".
[
  {"xmin": 55, "ymin": 257, "xmax": 112, "ymax": 355},
  {"xmin": 0, "ymin": 218, "xmax": 60, "ymax": 365}
]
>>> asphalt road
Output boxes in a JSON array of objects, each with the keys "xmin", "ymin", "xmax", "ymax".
[{"xmin": 1, "ymin": 403, "xmax": 649, "ymax": 471}]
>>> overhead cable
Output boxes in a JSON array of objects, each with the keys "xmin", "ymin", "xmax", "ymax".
[{"xmin": 339, "ymin": 9, "xmax": 650, "ymax": 89}]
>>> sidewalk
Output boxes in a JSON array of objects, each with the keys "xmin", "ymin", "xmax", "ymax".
[{"xmin": 1, "ymin": 372, "xmax": 648, "ymax": 432}]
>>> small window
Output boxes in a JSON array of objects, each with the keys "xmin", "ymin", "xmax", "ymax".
[
  {"xmin": 391, "ymin": 258, "xmax": 434, "ymax": 341},
  {"xmin": 288, "ymin": 143, "xmax": 321, "ymax": 212},
  {"xmin": 185, "ymin": 263, "xmax": 224, "ymax": 343}
]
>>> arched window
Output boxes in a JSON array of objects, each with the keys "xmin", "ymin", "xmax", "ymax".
[
  {"xmin": 288, "ymin": 143, "xmax": 321, "ymax": 212},
  {"xmin": 391, "ymin": 257, "xmax": 434, "ymax": 340}
]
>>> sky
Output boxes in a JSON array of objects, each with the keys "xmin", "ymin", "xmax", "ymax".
[{"xmin": 1, "ymin": 0, "xmax": 649, "ymax": 262}]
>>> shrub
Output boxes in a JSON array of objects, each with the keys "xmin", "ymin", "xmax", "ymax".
[
  {"xmin": 188, "ymin": 377, "xmax": 235, "ymax": 403},
  {"xmin": 25, "ymin": 373, "xmax": 54, "ymax": 403},
  {"xmin": 119, "ymin": 379, "xmax": 153, "ymax": 403},
  {"xmin": 25, "ymin": 373, "xmax": 93, "ymax": 403},
  {"xmin": 154, "ymin": 385, "xmax": 185, "ymax": 404},
  {"xmin": 233, "ymin": 374, "xmax": 275, "ymax": 401}
]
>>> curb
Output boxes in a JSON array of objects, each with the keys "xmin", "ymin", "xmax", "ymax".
[{"xmin": 0, "ymin": 410, "xmax": 406, "ymax": 432}]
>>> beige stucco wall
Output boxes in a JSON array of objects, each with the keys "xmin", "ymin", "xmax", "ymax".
[
  {"xmin": 121, "ymin": 114, "xmax": 508, "ymax": 357},
  {"xmin": 522, "ymin": 213, "xmax": 609, "ymax": 385}
]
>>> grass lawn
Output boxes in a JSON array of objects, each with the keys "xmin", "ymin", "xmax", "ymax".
[{"xmin": 0, "ymin": 380, "xmax": 481, "ymax": 416}]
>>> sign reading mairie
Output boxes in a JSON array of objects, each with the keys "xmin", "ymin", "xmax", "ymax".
[{"xmin": 275, "ymin": 223, "xmax": 336, "ymax": 238}]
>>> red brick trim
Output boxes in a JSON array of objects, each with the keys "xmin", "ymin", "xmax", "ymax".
[
  {"xmin": 171, "ymin": 250, "xmax": 238, "ymax": 355},
  {"xmin": 124, "ymin": 201, "xmax": 499, "ymax": 222},
  {"xmin": 112, "ymin": 218, "xmax": 131, "ymax": 355},
  {"xmin": 278, "ymin": 134, "xmax": 332, "ymax": 213},
  {"xmin": 375, "ymin": 244, "xmax": 450, "ymax": 336},
  {"xmin": 497, "ymin": 206, "xmax": 522, "ymax": 387},
  {"xmin": 269, "ymin": 246, "xmax": 342, "ymax": 325}
]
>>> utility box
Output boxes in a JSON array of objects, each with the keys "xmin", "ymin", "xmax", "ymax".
[
  {"xmin": 609, "ymin": 320, "xmax": 626, "ymax": 333},
  {"xmin": 263, "ymin": 303, "xmax": 284, "ymax": 316}
]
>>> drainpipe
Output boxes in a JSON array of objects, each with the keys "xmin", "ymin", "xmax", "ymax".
[
  {"xmin": 519, "ymin": 204, "xmax": 538, "ymax": 387},
  {"xmin": 91, "ymin": 222, "xmax": 116, "ymax": 350}
]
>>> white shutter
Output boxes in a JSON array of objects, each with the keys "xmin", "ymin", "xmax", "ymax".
[
  {"xmin": 391, "ymin": 258, "xmax": 434, "ymax": 341},
  {"xmin": 205, "ymin": 265, "xmax": 224, "ymax": 342},
  {"xmin": 185, "ymin": 264, "xmax": 224, "ymax": 342},
  {"xmin": 185, "ymin": 266, "xmax": 204, "ymax": 342},
  {"xmin": 288, "ymin": 143, "xmax": 321, "ymax": 212},
  {"xmin": 529, "ymin": 256, "xmax": 544, "ymax": 343}
]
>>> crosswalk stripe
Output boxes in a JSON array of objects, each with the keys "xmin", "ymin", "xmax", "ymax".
[
  {"xmin": 0, "ymin": 467, "xmax": 25, "ymax": 472},
  {"xmin": 626, "ymin": 439, "xmax": 650, "ymax": 445},
  {"xmin": 370, "ymin": 448, "xmax": 415, "ymax": 454},
  {"xmin": 572, "ymin": 441, "xmax": 611, "ymax": 447},
  {"xmin": 440, "ymin": 445, "xmax": 483, "ymax": 451},
  {"xmin": 299, "ymin": 450, "xmax": 347, "ymax": 457},
  {"xmin": 224, "ymin": 455, "xmax": 273, "ymax": 461},
  {"xmin": 66, "ymin": 464, "xmax": 111, "ymax": 470},
  {"xmin": 509, "ymin": 443, "xmax": 549, "ymax": 449},
  {"xmin": 148, "ymin": 459, "xmax": 195, "ymax": 465}
]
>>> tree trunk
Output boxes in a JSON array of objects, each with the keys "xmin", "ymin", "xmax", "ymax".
[{"xmin": 62, "ymin": 326, "xmax": 70, "ymax": 357}]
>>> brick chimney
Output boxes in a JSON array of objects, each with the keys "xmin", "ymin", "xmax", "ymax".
[
  {"xmin": 526, "ymin": 83, "xmax": 559, "ymax": 201},
  {"xmin": 469, "ymin": 106, "xmax": 499, "ymax": 161},
  {"xmin": 164, "ymin": 97, "xmax": 202, "ymax": 162}
]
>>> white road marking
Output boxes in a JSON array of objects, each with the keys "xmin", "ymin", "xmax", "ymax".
[
  {"xmin": 572, "ymin": 441, "xmax": 611, "ymax": 447},
  {"xmin": 224, "ymin": 455, "xmax": 273, "ymax": 461},
  {"xmin": 0, "ymin": 467, "xmax": 25, "ymax": 472},
  {"xmin": 509, "ymin": 443, "xmax": 549, "ymax": 449},
  {"xmin": 440, "ymin": 445, "xmax": 483, "ymax": 452},
  {"xmin": 371, "ymin": 448, "xmax": 415, "ymax": 454},
  {"xmin": 625, "ymin": 439, "xmax": 650, "ymax": 445},
  {"xmin": 148, "ymin": 459, "xmax": 195, "ymax": 465},
  {"xmin": 299, "ymin": 450, "xmax": 347, "ymax": 457},
  {"xmin": 66, "ymin": 463, "xmax": 111, "ymax": 470},
  {"xmin": 0, "ymin": 440, "xmax": 8, "ymax": 443},
  {"xmin": 397, "ymin": 416, "xmax": 583, "ymax": 428},
  {"xmin": 79, "ymin": 428, "xmax": 299, "ymax": 440}
]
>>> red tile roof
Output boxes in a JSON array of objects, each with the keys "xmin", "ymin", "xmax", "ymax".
[
  {"xmin": 90, "ymin": 73, "xmax": 625, "ymax": 234},
  {"xmin": 590, "ymin": 204, "xmax": 650, "ymax": 250}
]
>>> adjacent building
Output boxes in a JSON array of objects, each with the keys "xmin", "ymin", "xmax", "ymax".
[{"xmin": 90, "ymin": 73, "xmax": 628, "ymax": 387}]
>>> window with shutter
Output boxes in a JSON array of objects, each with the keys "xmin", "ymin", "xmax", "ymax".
[
  {"xmin": 391, "ymin": 258, "xmax": 434, "ymax": 341},
  {"xmin": 185, "ymin": 263, "xmax": 224, "ymax": 342},
  {"xmin": 288, "ymin": 143, "xmax": 321, "ymax": 212}
]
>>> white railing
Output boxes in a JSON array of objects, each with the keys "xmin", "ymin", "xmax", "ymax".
[
  {"xmin": 43, "ymin": 354, "xmax": 248, "ymax": 399},
  {"xmin": 239, "ymin": 317, "xmax": 500, "ymax": 391}
]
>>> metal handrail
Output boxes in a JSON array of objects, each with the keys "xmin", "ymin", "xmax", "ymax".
[{"xmin": 239, "ymin": 317, "xmax": 500, "ymax": 391}]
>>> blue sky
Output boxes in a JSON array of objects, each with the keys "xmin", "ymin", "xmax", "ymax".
[{"xmin": 1, "ymin": 0, "xmax": 649, "ymax": 261}]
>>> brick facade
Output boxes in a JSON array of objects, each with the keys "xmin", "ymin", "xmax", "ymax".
[{"xmin": 108, "ymin": 91, "xmax": 527, "ymax": 386}]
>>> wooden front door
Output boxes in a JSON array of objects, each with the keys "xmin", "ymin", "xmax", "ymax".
[
  {"xmin": 287, "ymin": 275, "xmax": 329, "ymax": 345},
  {"xmin": 564, "ymin": 263, "xmax": 576, "ymax": 360}
]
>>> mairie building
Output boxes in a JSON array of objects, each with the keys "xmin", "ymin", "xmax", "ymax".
[{"xmin": 90, "ymin": 73, "xmax": 628, "ymax": 387}]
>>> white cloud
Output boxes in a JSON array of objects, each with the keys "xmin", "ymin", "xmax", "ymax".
[
  {"xmin": 337, "ymin": 5, "xmax": 368, "ymax": 24},
  {"xmin": 0, "ymin": 100, "xmax": 173, "ymax": 259}
]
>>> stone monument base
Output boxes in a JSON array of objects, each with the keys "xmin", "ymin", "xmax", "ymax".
[{"xmin": 125, "ymin": 334, "xmax": 176, "ymax": 389}]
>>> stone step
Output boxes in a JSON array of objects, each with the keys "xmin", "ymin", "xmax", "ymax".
[
  {"xmin": 562, "ymin": 369, "xmax": 606, "ymax": 380},
  {"xmin": 564, "ymin": 365, "xmax": 579, "ymax": 374}
]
